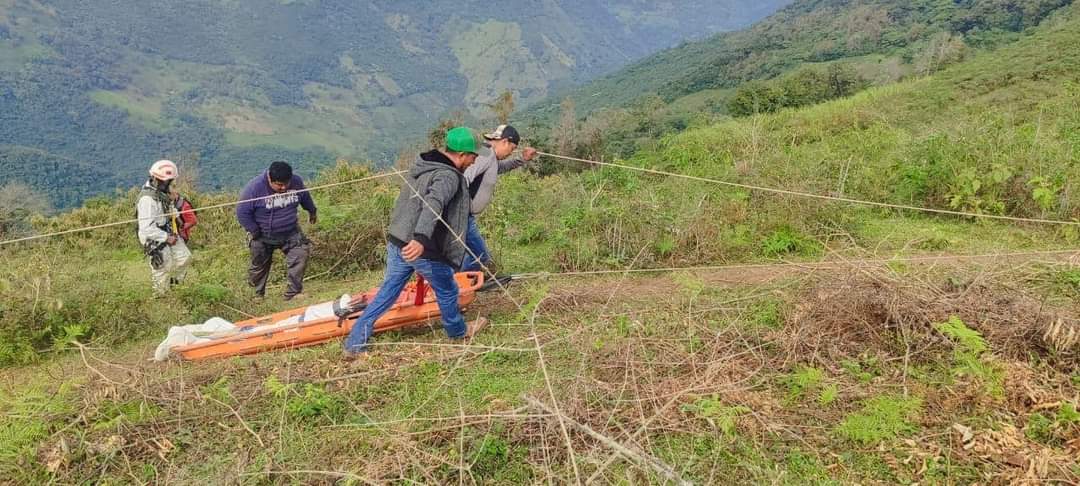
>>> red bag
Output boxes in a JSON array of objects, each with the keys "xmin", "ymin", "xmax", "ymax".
[{"xmin": 175, "ymin": 196, "xmax": 198, "ymax": 242}]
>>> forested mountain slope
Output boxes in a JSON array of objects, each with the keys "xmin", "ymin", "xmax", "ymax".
[
  {"xmin": 525, "ymin": 0, "xmax": 1071, "ymax": 121},
  {"xmin": 0, "ymin": 0, "xmax": 787, "ymax": 208}
]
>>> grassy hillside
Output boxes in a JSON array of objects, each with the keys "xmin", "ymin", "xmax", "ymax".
[
  {"xmin": 0, "ymin": 0, "xmax": 786, "ymax": 209},
  {"xmin": 0, "ymin": 2, "xmax": 1078, "ymax": 483},
  {"xmin": 524, "ymin": 0, "xmax": 1072, "ymax": 125},
  {"xmin": 2, "ymin": 0, "xmax": 1078, "ymax": 378}
]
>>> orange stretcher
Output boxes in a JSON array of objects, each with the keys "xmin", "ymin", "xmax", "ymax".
[{"xmin": 173, "ymin": 272, "xmax": 484, "ymax": 361}]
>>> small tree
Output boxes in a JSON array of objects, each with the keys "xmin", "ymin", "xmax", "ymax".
[
  {"xmin": 915, "ymin": 32, "xmax": 967, "ymax": 75},
  {"xmin": 394, "ymin": 144, "xmax": 423, "ymax": 171},
  {"xmin": 825, "ymin": 63, "xmax": 865, "ymax": 98},
  {"xmin": 488, "ymin": 90, "xmax": 515, "ymax": 125},
  {"xmin": 427, "ymin": 111, "xmax": 466, "ymax": 149},
  {"xmin": 844, "ymin": 5, "xmax": 889, "ymax": 51},
  {"xmin": 551, "ymin": 97, "xmax": 578, "ymax": 157},
  {"xmin": 782, "ymin": 69, "xmax": 830, "ymax": 107},
  {"xmin": 172, "ymin": 151, "xmax": 202, "ymax": 196},
  {"xmin": 728, "ymin": 82, "xmax": 786, "ymax": 117}
]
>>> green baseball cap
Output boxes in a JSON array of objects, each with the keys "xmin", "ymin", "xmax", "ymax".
[{"xmin": 445, "ymin": 126, "xmax": 479, "ymax": 155}]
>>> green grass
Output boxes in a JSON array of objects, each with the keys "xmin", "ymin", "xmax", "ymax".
[
  {"xmin": 89, "ymin": 90, "xmax": 170, "ymax": 131},
  {"xmin": 666, "ymin": 88, "xmax": 734, "ymax": 115},
  {"xmin": 265, "ymin": 377, "xmax": 350, "ymax": 425},
  {"xmin": 854, "ymin": 215, "xmax": 1070, "ymax": 254},
  {"xmin": 626, "ymin": 9, "xmax": 1080, "ymax": 231},
  {"xmin": 1025, "ymin": 402, "xmax": 1080, "ymax": 446},
  {"xmin": 210, "ymin": 101, "xmax": 369, "ymax": 155},
  {"xmin": 0, "ymin": 258, "xmax": 1074, "ymax": 483},
  {"xmin": 652, "ymin": 434, "xmax": 766, "ymax": 483},
  {"xmin": 354, "ymin": 349, "xmax": 539, "ymax": 421},
  {"xmin": 748, "ymin": 298, "xmax": 785, "ymax": 330}
]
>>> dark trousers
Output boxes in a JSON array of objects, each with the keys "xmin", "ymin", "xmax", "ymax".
[{"xmin": 248, "ymin": 231, "xmax": 311, "ymax": 298}]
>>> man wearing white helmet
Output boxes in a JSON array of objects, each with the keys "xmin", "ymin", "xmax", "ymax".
[{"xmin": 136, "ymin": 160, "xmax": 191, "ymax": 295}]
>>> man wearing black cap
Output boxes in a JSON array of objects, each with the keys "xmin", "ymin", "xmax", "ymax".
[{"xmin": 461, "ymin": 124, "xmax": 537, "ymax": 272}]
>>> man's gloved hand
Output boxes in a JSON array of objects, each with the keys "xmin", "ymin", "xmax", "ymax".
[
  {"xmin": 144, "ymin": 240, "xmax": 167, "ymax": 269},
  {"xmin": 309, "ymin": 213, "xmax": 318, "ymax": 225},
  {"xmin": 150, "ymin": 250, "xmax": 165, "ymax": 270}
]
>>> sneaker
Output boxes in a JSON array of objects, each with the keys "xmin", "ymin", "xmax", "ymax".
[
  {"xmin": 463, "ymin": 317, "xmax": 489, "ymax": 340},
  {"xmin": 283, "ymin": 292, "xmax": 308, "ymax": 302},
  {"xmin": 477, "ymin": 275, "xmax": 514, "ymax": 293},
  {"xmin": 342, "ymin": 349, "xmax": 368, "ymax": 362}
]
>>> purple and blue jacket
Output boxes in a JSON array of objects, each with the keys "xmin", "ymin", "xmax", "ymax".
[{"xmin": 235, "ymin": 171, "xmax": 317, "ymax": 238}]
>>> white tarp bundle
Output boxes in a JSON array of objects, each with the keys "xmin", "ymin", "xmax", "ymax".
[
  {"xmin": 152, "ymin": 317, "xmax": 236, "ymax": 361},
  {"xmin": 153, "ymin": 294, "xmax": 351, "ymax": 361}
]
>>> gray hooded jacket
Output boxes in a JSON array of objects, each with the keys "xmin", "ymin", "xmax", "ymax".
[
  {"xmin": 464, "ymin": 148, "xmax": 527, "ymax": 215},
  {"xmin": 387, "ymin": 150, "xmax": 471, "ymax": 267}
]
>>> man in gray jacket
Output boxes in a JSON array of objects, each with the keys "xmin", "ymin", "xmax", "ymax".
[
  {"xmin": 461, "ymin": 124, "xmax": 537, "ymax": 271},
  {"xmin": 343, "ymin": 126, "xmax": 488, "ymax": 359}
]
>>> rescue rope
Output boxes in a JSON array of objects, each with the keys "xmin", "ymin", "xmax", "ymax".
[
  {"xmin": 6, "ymin": 147, "xmax": 1079, "ymax": 248},
  {"xmin": 535, "ymin": 151, "xmax": 1080, "ymax": 227},
  {"xmin": 0, "ymin": 171, "xmax": 405, "ymax": 247},
  {"xmin": 511, "ymin": 248, "xmax": 1080, "ymax": 280}
]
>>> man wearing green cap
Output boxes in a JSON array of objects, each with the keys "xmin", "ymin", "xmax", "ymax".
[{"xmin": 344, "ymin": 126, "xmax": 487, "ymax": 359}]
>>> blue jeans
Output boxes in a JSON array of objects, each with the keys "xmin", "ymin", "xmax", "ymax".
[
  {"xmin": 461, "ymin": 215, "xmax": 490, "ymax": 272},
  {"xmin": 344, "ymin": 243, "xmax": 467, "ymax": 353}
]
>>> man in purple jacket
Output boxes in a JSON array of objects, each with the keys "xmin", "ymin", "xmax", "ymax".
[{"xmin": 235, "ymin": 161, "xmax": 318, "ymax": 301}]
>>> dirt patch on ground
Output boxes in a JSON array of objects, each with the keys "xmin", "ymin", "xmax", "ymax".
[
  {"xmin": 783, "ymin": 272, "xmax": 1079, "ymax": 369},
  {"xmin": 526, "ymin": 258, "xmax": 1079, "ymax": 369}
]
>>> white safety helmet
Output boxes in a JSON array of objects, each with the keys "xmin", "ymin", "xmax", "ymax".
[{"xmin": 149, "ymin": 160, "xmax": 178, "ymax": 181}]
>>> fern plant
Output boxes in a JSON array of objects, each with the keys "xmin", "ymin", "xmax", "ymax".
[
  {"xmin": 934, "ymin": 316, "xmax": 1003, "ymax": 397},
  {"xmin": 836, "ymin": 395, "xmax": 922, "ymax": 445},
  {"xmin": 681, "ymin": 395, "xmax": 751, "ymax": 437}
]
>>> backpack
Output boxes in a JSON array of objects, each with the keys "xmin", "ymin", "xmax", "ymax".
[{"xmin": 175, "ymin": 195, "xmax": 197, "ymax": 241}]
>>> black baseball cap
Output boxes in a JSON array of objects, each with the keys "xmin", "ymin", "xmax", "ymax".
[{"xmin": 483, "ymin": 124, "xmax": 521, "ymax": 145}]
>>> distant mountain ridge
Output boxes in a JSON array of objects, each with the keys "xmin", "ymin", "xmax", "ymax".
[
  {"xmin": 0, "ymin": 0, "xmax": 788, "ymax": 208},
  {"xmin": 524, "ymin": 0, "xmax": 1073, "ymax": 121}
]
